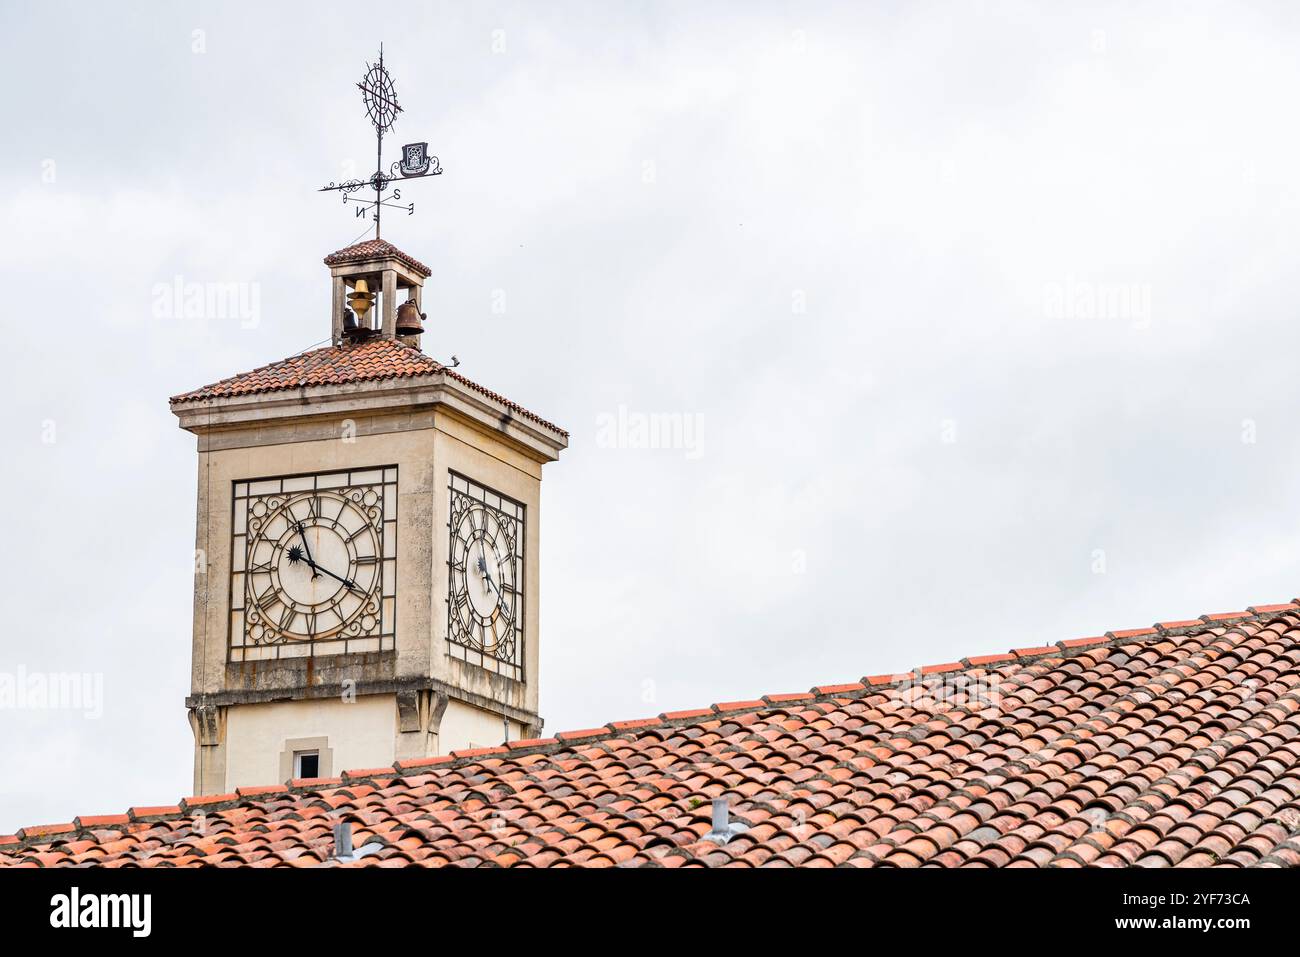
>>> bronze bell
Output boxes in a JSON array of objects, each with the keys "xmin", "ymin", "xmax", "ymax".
[
  {"xmin": 395, "ymin": 298, "xmax": 425, "ymax": 335},
  {"xmin": 347, "ymin": 279, "xmax": 375, "ymax": 321}
]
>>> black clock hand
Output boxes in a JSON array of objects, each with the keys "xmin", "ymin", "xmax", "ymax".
[
  {"xmin": 295, "ymin": 522, "xmax": 320, "ymax": 579},
  {"xmin": 304, "ymin": 558, "xmax": 363, "ymax": 594},
  {"xmin": 476, "ymin": 552, "xmax": 502, "ymax": 599}
]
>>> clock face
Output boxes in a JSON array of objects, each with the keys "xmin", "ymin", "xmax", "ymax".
[
  {"xmin": 230, "ymin": 468, "xmax": 397, "ymax": 659},
  {"xmin": 447, "ymin": 473, "xmax": 525, "ymax": 679}
]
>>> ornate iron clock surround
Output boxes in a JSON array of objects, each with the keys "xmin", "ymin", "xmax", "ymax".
[
  {"xmin": 446, "ymin": 472, "xmax": 526, "ymax": 681},
  {"xmin": 230, "ymin": 467, "xmax": 398, "ymax": 661}
]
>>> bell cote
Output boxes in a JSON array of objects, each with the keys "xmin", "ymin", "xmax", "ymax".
[{"xmin": 324, "ymin": 239, "xmax": 431, "ymax": 350}]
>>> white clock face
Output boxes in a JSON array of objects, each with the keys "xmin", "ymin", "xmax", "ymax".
[
  {"xmin": 231, "ymin": 468, "xmax": 397, "ymax": 660},
  {"xmin": 447, "ymin": 473, "xmax": 525, "ymax": 680}
]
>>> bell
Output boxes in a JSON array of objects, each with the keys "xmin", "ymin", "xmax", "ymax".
[
  {"xmin": 347, "ymin": 279, "xmax": 375, "ymax": 321},
  {"xmin": 396, "ymin": 299, "xmax": 425, "ymax": 335}
]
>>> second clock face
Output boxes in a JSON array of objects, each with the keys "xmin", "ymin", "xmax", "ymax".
[
  {"xmin": 231, "ymin": 468, "xmax": 397, "ymax": 658},
  {"xmin": 447, "ymin": 472, "xmax": 525, "ymax": 678}
]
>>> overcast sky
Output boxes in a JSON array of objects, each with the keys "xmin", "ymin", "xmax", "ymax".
[{"xmin": 3, "ymin": 0, "xmax": 1300, "ymax": 831}]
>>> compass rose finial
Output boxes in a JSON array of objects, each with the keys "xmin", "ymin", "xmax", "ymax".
[{"xmin": 318, "ymin": 44, "xmax": 442, "ymax": 240}]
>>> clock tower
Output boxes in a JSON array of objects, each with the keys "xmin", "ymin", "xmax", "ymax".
[{"xmin": 170, "ymin": 238, "xmax": 567, "ymax": 794}]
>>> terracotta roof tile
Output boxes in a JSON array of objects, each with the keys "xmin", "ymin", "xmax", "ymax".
[
  {"xmin": 712, "ymin": 699, "xmax": 766, "ymax": 713},
  {"xmin": 812, "ymin": 682, "xmax": 865, "ymax": 695},
  {"xmin": 963, "ymin": 653, "xmax": 1016, "ymax": 667},
  {"xmin": 1107, "ymin": 627, "xmax": 1159, "ymax": 639},
  {"xmin": 322, "ymin": 239, "xmax": 431, "ymax": 277},
  {"xmin": 73, "ymin": 814, "xmax": 130, "ymax": 828},
  {"xmin": 865, "ymin": 672, "xmax": 908, "ymax": 685},
  {"xmin": 920, "ymin": 662, "xmax": 963, "ymax": 675},
  {"xmin": 1059, "ymin": 635, "xmax": 1107, "ymax": 649},
  {"xmin": 5, "ymin": 604, "xmax": 1300, "ymax": 868},
  {"xmin": 169, "ymin": 336, "xmax": 566, "ymax": 436}
]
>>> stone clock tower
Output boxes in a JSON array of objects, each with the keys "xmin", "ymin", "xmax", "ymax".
[{"xmin": 170, "ymin": 239, "xmax": 567, "ymax": 795}]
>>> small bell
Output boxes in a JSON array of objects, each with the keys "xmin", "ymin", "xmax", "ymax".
[{"xmin": 347, "ymin": 279, "xmax": 375, "ymax": 322}]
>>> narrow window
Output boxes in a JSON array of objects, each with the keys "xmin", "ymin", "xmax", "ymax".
[{"xmin": 294, "ymin": 750, "xmax": 320, "ymax": 779}]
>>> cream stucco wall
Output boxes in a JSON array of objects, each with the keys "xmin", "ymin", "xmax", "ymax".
[
  {"xmin": 224, "ymin": 695, "xmax": 396, "ymax": 791},
  {"xmin": 439, "ymin": 699, "xmax": 527, "ymax": 753}
]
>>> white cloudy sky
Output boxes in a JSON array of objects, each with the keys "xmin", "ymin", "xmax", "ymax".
[{"xmin": 3, "ymin": 0, "xmax": 1300, "ymax": 831}]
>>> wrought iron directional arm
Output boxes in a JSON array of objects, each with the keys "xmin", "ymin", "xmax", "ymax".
[{"xmin": 318, "ymin": 179, "xmax": 368, "ymax": 194}]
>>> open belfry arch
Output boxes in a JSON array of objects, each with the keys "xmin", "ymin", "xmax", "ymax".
[
  {"xmin": 167, "ymin": 49, "xmax": 566, "ymax": 795},
  {"xmin": 325, "ymin": 240, "xmax": 430, "ymax": 348}
]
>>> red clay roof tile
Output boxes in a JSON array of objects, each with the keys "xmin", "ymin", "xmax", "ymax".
[
  {"xmin": 288, "ymin": 777, "xmax": 342, "ymax": 789},
  {"xmin": 394, "ymin": 755, "xmax": 456, "ymax": 770},
  {"xmin": 1248, "ymin": 603, "xmax": 1298, "ymax": 614},
  {"xmin": 606, "ymin": 718, "xmax": 661, "ymax": 731},
  {"xmin": 7, "ymin": 603, "xmax": 1300, "ymax": 869},
  {"xmin": 865, "ymin": 672, "xmax": 908, "ymax": 685},
  {"xmin": 74, "ymin": 814, "xmax": 131, "ymax": 828},
  {"xmin": 1058, "ymin": 636, "xmax": 1107, "ymax": 649},
  {"xmin": 16, "ymin": 823, "xmax": 74, "ymax": 840},
  {"xmin": 169, "ymin": 336, "xmax": 566, "ymax": 436},
  {"xmin": 812, "ymin": 682, "xmax": 865, "ymax": 695},
  {"xmin": 712, "ymin": 699, "xmax": 766, "ymax": 713},
  {"xmin": 920, "ymin": 662, "xmax": 962, "ymax": 675},
  {"xmin": 554, "ymin": 728, "xmax": 607, "ymax": 742},
  {"xmin": 322, "ymin": 239, "xmax": 431, "ymax": 277},
  {"xmin": 180, "ymin": 793, "xmax": 236, "ymax": 809},
  {"xmin": 1156, "ymin": 619, "xmax": 1203, "ymax": 630},
  {"xmin": 660, "ymin": 708, "xmax": 713, "ymax": 721},
  {"xmin": 235, "ymin": 785, "xmax": 287, "ymax": 798},
  {"xmin": 1107, "ymin": 627, "xmax": 1159, "ymax": 639},
  {"xmin": 448, "ymin": 747, "xmax": 507, "ymax": 760},
  {"xmin": 963, "ymin": 653, "xmax": 1015, "ymax": 666}
]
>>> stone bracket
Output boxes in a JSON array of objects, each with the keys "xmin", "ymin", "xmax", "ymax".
[
  {"xmin": 188, "ymin": 702, "xmax": 227, "ymax": 748},
  {"xmin": 397, "ymin": 689, "xmax": 449, "ymax": 734}
]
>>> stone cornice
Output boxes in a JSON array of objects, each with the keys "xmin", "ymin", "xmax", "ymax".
[{"xmin": 171, "ymin": 373, "xmax": 567, "ymax": 463}]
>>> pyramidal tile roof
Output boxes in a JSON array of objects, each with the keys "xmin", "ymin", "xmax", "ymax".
[
  {"xmin": 323, "ymin": 239, "xmax": 431, "ymax": 277},
  {"xmin": 5, "ymin": 602, "xmax": 1300, "ymax": 867},
  {"xmin": 169, "ymin": 336, "xmax": 567, "ymax": 436}
]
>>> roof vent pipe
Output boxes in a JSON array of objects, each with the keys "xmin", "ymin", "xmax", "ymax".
[
  {"xmin": 330, "ymin": 820, "xmax": 384, "ymax": 862},
  {"xmin": 332, "ymin": 821, "xmax": 353, "ymax": 860},
  {"xmin": 712, "ymin": 798, "xmax": 729, "ymax": 833},
  {"xmin": 703, "ymin": 797, "xmax": 749, "ymax": 846}
]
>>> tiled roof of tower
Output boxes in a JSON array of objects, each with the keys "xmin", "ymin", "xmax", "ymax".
[
  {"xmin": 5, "ymin": 603, "xmax": 1300, "ymax": 867},
  {"xmin": 323, "ymin": 239, "xmax": 431, "ymax": 277},
  {"xmin": 168, "ymin": 336, "xmax": 567, "ymax": 436}
]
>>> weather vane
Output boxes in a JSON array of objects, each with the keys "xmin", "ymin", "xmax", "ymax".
[{"xmin": 319, "ymin": 44, "xmax": 442, "ymax": 240}]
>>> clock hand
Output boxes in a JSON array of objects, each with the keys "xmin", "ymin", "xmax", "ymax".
[
  {"xmin": 476, "ymin": 552, "xmax": 502, "ymax": 599},
  {"xmin": 303, "ymin": 558, "xmax": 363, "ymax": 594},
  {"xmin": 295, "ymin": 522, "xmax": 320, "ymax": 579}
]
